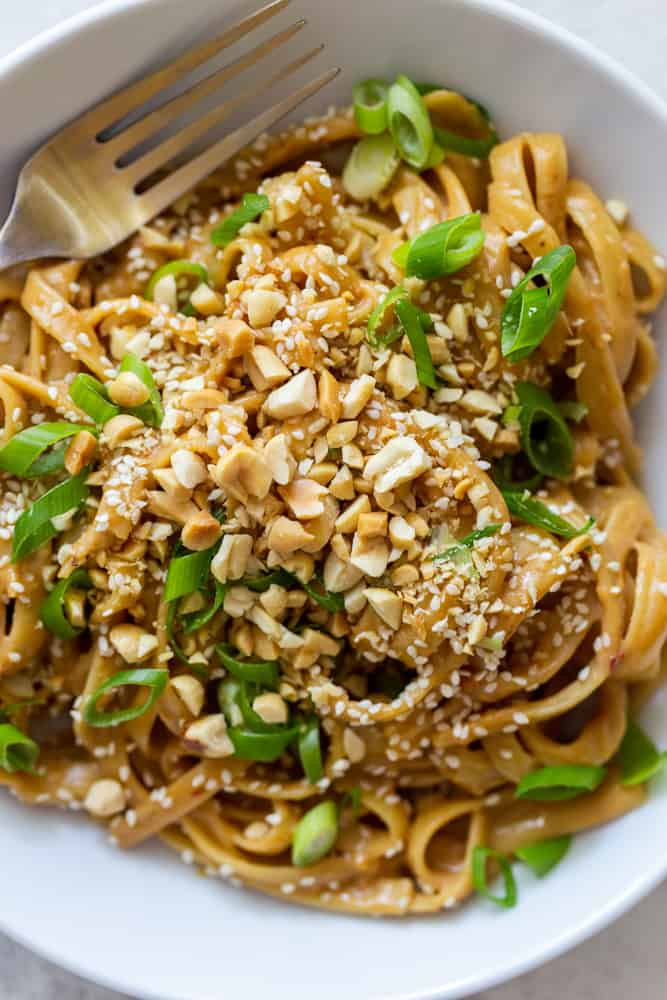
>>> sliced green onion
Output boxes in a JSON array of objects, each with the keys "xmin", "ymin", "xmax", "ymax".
[
  {"xmin": 515, "ymin": 835, "xmax": 571, "ymax": 876},
  {"xmin": 165, "ymin": 601, "xmax": 209, "ymax": 680},
  {"xmin": 179, "ymin": 581, "xmax": 227, "ymax": 635},
  {"xmin": 39, "ymin": 568, "xmax": 92, "ymax": 640},
  {"xmin": 472, "ymin": 846, "xmax": 517, "ymax": 908},
  {"xmin": 210, "ymin": 193, "xmax": 270, "ymax": 248},
  {"xmin": 300, "ymin": 575, "xmax": 345, "ymax": 613},
  {"xmin": 386, "ymin": 75, "xmax": 434, "ymax": 170},
  {"xmin": 162, "ymin": 513, "xmax": 224, "ymax": 603},
  {"xmin": 502, "ymin": 490, "xmax": 594, "ymax": 540},
  {"xmin": 559, "ymin": 400, "xmax": 588, "ymax": 423},
  {"xmin": 367, "ymin": 286, "xmax": 407, "ymax": 346},
  {"xmin": 119, "ymin": 353, "xmax": 163, "ymax": 428},
  {"xmin": 82, "ymin": 668, "xmax": 169, "ymax": 728},
  {"xmin": 0, "ymin": 723, "xmax": 39, "ymax": 773},
  {"xmin": 494, "ymin": 455, "xmax": 543, "ymax": 493},
  {"xmin": 392, "ymin": 213, "xmax": 485, "ymax": 280},
  {"xmin": 501, "ymin": 245, "xmax": 576, "ymax": 362},
  {"xmin": 145, "ymin": 260, "xmax": 209, "ymax": 302},
  {"xmin": 0, "ymin": 422, "xmax": 92, "ymax": 478},
  {"xmin": 12, "ymin": 471, "xmax": 90, "ymax": 562},
  {"xmin": 342, "ymin": 133, "xmax": 400, "ymax": 201},
  {"xmin": 618, "ymin": 719, "xmax": 667, "ymax": 786},
  {"xmin": 394, "ymin": 298, "xmax": 438, "ymax": 389},
  {"xmin": 217, "ymin": 678, "xmax": 244, "ymax": 727},
  {"xmin": 515, "ymin": 764, "xmax": 607, "ymax": 801},
  {"xmin": 353, "ymin": 79, "xmax": 389, "ymax": 134},
  {"xmin": 216, "ymin": 643, "xmax": 279, "ymax": 688},
  {"xmin": 433, "ymin": 122, "xmax": 498, "ymax": 160},
  {"xmin": 69, "ymin": 374, "xmax": 119, "ymax": 425},
  {"xmin": 422, "ymin": 141, "xmax": 446, "ymax": 169},
  {"xmin": 431, "ymin": 524, "xmax": 501, "ymax": 562},
  {"xmin": 292, "ymin": 800, "xmax": 339, "ymax": 866},
  {"xmin": 228, "ymin": 726, "xmax": 296, "ymax": 762},
  {"xmin": 240, "ymin": 567, "xmax": 343, "ymax": 613},
  {"xmin": 515, "ymin": 382, "xmax": 574, "ymax": 479},
  {"xmin": 298, "ymin": 717, "xmax": 323, "ymax": 784}
]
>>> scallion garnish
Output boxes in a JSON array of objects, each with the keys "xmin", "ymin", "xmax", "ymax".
[
  {"xmin": 386, "ymin": 75, "xmax": 434, "ymax": 170},
  {"xmin": 472, "ymin": 846, "xmax": 517, "ymax": 908},
  {"xmin": 82, "ymin": 667, "xmax": 169, "ymax": 728},
  {"xmin": 342, "ymin": 133, "xmax": 400, "ymax": 201},
  {"xmin": 0, "ymin": 422, "xmax": 92, "ymax": 479},
  {"xmin": 0, "ymin": 723, "xmax": 39, "ymax": 773},
  {"xmin": 216, "ymin": 643, "xmax": 279, "ymax": 688},
  {"xmin": 618, "ymin": 719, "xmax": 667, "ymax": 786},
  {"xmin": 433, "ymin": 117, "xmax": 498, "ymax": 160},
  {"xmin": 39, "ymin": 568, "xmax": 92, "ymax": 640},
  {"xmin": 392, "ymin": 213, "xmax": 485, "ymax": 280},
  {"xmin": 353, "ymin": 78, "xmax": 389, "ymax": 134},
  {"xmin": 298, "ymin": 717, "xmax": 324, "ymax": 784},
  {"xmin": 210, "ymin": 193, "xmax": 270, "ymax": 248},
  {"xmin": 12, "ymin": 471, "xmax": 90, "ymax": 562},
  {"xmin": 340, "ymin": 784, "xmax": 362, "ymax": 818},
  {"xmin": 494, "ymin": 455, "xmax": 543, "ymax": 493},
  {"xmin": 300, "ymin": 575, "xmax": 345, "ymax": 614},
  {"xmin": 162, "ymin": 513, "xmax": 225, "ymax": 604},
  {"xmin": 119, "ymin": 353, "xmax": 163, "ymax": 428},
  {"xmin": 227, "ymin": 726, "xmax": 296, "ymax": 762},
  {"xmin": 431, "ymin": 524, "xmax": 501, "ymax": 562},
  {"xmin": 165, "ymin": 601, "xmax": 209, "ymax": 679},
  {"xmin": 367, "ymin": 286, "xmax": 407, "ymax": 347},
  {"xmin": 501, "ymin": 245, "xmax": 576, "ymax": 362},
  {"xmin": 515, "ymin": 835, "xmax": 572, "ymax": 876},
  {"xmin": 515, "ymin": 764, "xmax": 607, "ymax": 801},
  {"xmin": 145, "ymin": 260, "xmax": 209, "ymax": 304},
  {"xmin": 502, "ymin": 489, "xmax": 594, "ymax": 540},
  {"xmin": 394, "ymin": 298, "xmax": 438, "ymax": 389},
  {"xmin": 291, "ymin": 800, "xmax": 339, "ymax": 867},
  {"xmin": 515, "ymin": 382, "xmax": 574, "ymax": 479},
  {"xmin": 179, "ymin": 580, "xmax": 227, "ymax": 635},
  {"xmin": 69, "ymin": 374, "xmax": 119, "ymax": 425}
]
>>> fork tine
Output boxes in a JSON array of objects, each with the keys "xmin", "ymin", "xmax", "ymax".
[
  {"xmin": 68, "ymin": 0, "xmax": 291, "ymax": 138},
  {"xmin": 106, "ymin": 19, "xmax": 306, "ymax": 162},
  {"xmin": 125, "ymin": 45, "xmax": 324, "ymax": 188},
  {"xmin": 137, "ymin": 66, "xmax": 339, "ymax": 223}
]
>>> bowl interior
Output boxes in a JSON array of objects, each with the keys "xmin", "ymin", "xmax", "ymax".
[{"xmin": 1, "ymin": 2, "xmax": 666, "ymax": 999}]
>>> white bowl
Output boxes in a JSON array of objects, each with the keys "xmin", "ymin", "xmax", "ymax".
[{"xmin": 1, "ymin": 1, "xmax": 666, "ymax": 998}]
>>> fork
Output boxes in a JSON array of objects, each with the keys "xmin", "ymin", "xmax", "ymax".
[{"xmin": 0, "ymin": 0, "xmax": 338, "ymax": 271}]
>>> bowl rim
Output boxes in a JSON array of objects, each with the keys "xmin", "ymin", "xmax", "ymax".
[{"xmin": 1, "ymin": 1, "xmax": 666, "ymax": 998}]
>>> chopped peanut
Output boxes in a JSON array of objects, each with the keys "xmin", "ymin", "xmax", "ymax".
[
  {"xmin": 263, "ymin": 433, "xmax": 296, "ymax": 485},
  {"xmin": 109, "ymin": 624, "xmax": 158, "ymax": 664},
  {"xmin": 244, "ymin": 345, "xmax": 291, "ymax": 391},
  {"xmin": 357, "ymin": 512, "xmax": 388, "ymax": 539},
  {"xmin": 84, "ymin": 779, "xmax": 126, "ymax": 818},
  {"xmin": 182, "ymin": 510, "xmax": 223, "ymax": 551},
  {"xmin": 341, "ymin": 375, "xmax": 375, "ymax": 418},
  {"xmin": 350, "ymin": 534, "xmax": 389, "ymax": 578},
  {"xmin": 363, "ymin": 587, "xmax": 403, "ymax": 628},
  {"xmin": 279, "ymin": 479, "xmax": 328, "ymax": 520},
  {"xmin": 386, "ymin": 354, "xmax": 418, "ymax": 400},
  {"xmin": 171, "ymin": 448, "xmax": 208, "ymax": 489},
  {"xmin": 268, "ymin": 516, "xmax": 315, "ymax": 555},
  {"xmin": 364, "ymin": 436, "xmax": 431, "ymax": 493},
  {"xmin": 101, "ymin": 414, "xmax": 143, "ymax": 448},
  {"xmin": 215, "ymin": 443, "xmax": 272, "ymax": 502},
  {"xmin": 318, "ymin": 370, "xmax": 341, "ymax": 423},
  {"xmin": 252, "ymin": 692, "xmax": 288, "ymax": 724},
  {"xmin": 184, "ymin": 714, "xmax": 233, "ymax": 758},
  {"xmin": 245, "ymin": 288, "xmax": 287, "ymax": 327},
  {"xmin": 107, "ymin": 371, "xmax": 150, "ymax": 408},
  {"xmin": 169, "ymin": 675, "xmax": 205, "ymax": 717},
  {"xmin": 335, "ymin": 494, "xmax": 371, "ymax": 533},
  {"xmin": 342, "ymin": 728, "xmax": 366, "ymax": 763},
  {"xmin": 211, "ymin": 534, "xmax": 253, "ymax": 583},
  {"xmin": 264, "ymin": 369, "xmax": 317, "ymax": 420}
]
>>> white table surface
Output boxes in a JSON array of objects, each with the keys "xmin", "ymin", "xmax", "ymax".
[{"xmin": 1, "ymin": 1, "xmax": 666, "ymax": 998}]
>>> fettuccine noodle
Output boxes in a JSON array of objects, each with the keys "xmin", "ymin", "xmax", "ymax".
[{"xmin": 0, "ymin": 86, "xmax": 665, "ymax": 915}]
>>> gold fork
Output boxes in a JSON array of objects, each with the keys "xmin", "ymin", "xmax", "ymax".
[{"xmin": 0, "ymin": 0, "xmax": 338, "ymax": 270}]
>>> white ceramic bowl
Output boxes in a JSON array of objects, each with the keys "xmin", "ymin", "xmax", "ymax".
[{"xmin": 1, "ymin": 1, "xmax": 666, "ymax": 998}]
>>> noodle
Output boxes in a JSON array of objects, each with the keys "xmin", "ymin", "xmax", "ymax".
[{"xmin": 0, "ymin": 83, "xmax": 666, "ymax": 916}]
